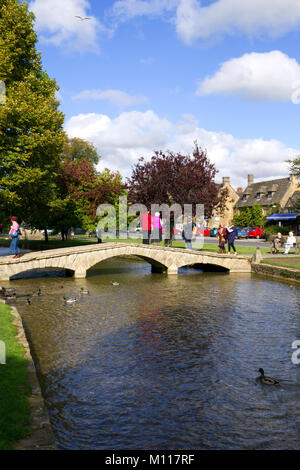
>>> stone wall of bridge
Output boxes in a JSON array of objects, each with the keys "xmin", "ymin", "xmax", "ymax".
[{"xmin": 0, "ymin": 243, "xmax": 252, "ymax": 280}]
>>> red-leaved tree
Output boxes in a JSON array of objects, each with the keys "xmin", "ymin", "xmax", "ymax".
[{"xmin": 127, "ymin": 142, "xmax": 228, "ymax": 242}]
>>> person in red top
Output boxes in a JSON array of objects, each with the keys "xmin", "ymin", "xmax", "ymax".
[{"xmin": 141, "ymin": 210, "xmax": 152, "ymax": 244}]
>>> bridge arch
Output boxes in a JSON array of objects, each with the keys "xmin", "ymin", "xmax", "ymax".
[{"xmin": 76, "ymin": 246, "xmax": 170, "ymax": 277}]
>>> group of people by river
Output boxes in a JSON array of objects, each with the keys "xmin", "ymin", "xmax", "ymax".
[
  {"xmin": 141, "ymin": 211, "xmax": 239, "ymax": 254},
  {"xmin": 216, "ymin": 223, "xmax": 238, "ymax": 255}
]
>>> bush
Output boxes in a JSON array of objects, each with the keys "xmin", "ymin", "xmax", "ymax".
[{"xmin": 263, "ymin": 225, "xmax": 290, "ymax": 240}]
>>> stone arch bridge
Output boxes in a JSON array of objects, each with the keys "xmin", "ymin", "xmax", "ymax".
[{"xmin": 0, "ymin": 243, "xmax": 251, "ymax": 280}]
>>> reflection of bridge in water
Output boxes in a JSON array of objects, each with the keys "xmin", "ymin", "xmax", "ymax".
[{"xmin": 0, "ymin": 243, "xmax": 252, "ymax": 280}]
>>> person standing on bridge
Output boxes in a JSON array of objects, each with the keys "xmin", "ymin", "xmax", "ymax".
[
  {"xmin": 226, "ymin": 221, "xmax": 237, "ymax": 255},
  {"xmin": 151, "ymin": 212, "xmax": 162, "ymax": 244},
  {"xmin": 217, "ymin": 223, "xmax": 227, "ymax": 254},
  {"xmin": 182, "ymin": 217, "xmax": 196, "ymax": 250},
  {"xmin": 141, "ymin": 210, "xmax": 152, "ymax": 244},
  {"xmin": 8, "ymin": 216, "xmax": 21, "ymax": 258}
]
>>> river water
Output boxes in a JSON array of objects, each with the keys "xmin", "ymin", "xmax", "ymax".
[{"xmin": 4, "ymin": 257, "xmax": 300, "ymax": 449}]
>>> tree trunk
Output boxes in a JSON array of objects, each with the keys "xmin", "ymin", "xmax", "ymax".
[{"xmin": 44, "ymin": 228, "xmax": 48, "ymax": 243}]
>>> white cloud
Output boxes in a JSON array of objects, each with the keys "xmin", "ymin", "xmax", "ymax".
[
  {"xmin": 197, "ymin": 51, "xmax": 300, "ymax": 101},
  {"xmin": 175, "ymin": 0, "xmax": 300, "ymax": 44},
  {"xmin": 30, "ymin": 0, "xmax": 103, "ymax": 51},
  {"xmin": 65, "ymin": 110, "xmax": 297, "ymax": 187},
  {"xmin": 72, "ymin": 89, "xmax": 148, "ymax": 107}
]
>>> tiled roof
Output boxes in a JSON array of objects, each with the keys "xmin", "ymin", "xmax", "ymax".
[{"xmin": 237, "ymin": 177, "xmax": 292, "ymax": 208}]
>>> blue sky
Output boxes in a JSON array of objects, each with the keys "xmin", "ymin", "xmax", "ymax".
[{"xmin": 28, "ymin": 0, "xmax": 300, "ymax": 187}]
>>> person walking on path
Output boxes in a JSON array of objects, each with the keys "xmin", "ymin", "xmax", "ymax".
[
  {"xmin": 151, "ymin": 212, "xmax": 162, "ymax": 243},
  {"xmin": 141, "ymin": 210, "xmax": 152, "ymax": 244},
  {"xmin": 226, "ymin": 222, "xmax": 237, "ymax": 255},
  {"xmin": 182, "ymin": 217, "xmax": 196, "ymax": 250},
  {"xmin": 217, "ymin": 223, "xmax": 227, "ymax": 254},
  {"xmin": 8, "ymin": 216, "xmax": 21, "ymax": 258}
]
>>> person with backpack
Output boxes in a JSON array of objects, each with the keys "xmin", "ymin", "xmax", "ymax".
[{"xmin": 8, "ymin": 216, "xmax": 21, "ymax": 258}]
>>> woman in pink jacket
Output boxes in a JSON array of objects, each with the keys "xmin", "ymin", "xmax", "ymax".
[
  {"xmin": 8, "ymin": 216, "xmax": 21, "ymax": 258},
  {"xmin": 151, "ymin": 211, "xmax": 162, "ymax": 243}
]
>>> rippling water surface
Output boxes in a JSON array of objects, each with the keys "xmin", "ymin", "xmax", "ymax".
[{"xmin": 5, "ymin": 257, "xmax": 300, "ymax": 449}]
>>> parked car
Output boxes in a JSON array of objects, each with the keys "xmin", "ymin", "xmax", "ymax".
[
  {"xmin": 248, "ymin": 227, "xmax": 265, "ymax": 239},
  {"xmin": 209, "ymin": 227, "xmax": 218, "ymax": 237},
  {"xmin": 237, "ymin": 227, "xmax": 250, "ymax": 239},
  {"xmin": 196, "ymin": 227, "xmax": 211, "ymax": 236}
]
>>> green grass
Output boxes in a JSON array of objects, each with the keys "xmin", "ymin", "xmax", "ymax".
[
  {"xmin": 0, "ymin": 303, "xmax": 31, "ymax": 450},
  {"xmin": 261, "ymin": 258, "xmax": 300, "ymax": 270}
]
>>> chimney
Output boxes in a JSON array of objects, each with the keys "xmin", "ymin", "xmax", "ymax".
[
  {"xmin": 248, "ymin": 174, "xmax": 254, "ymax": 185},
  {"xmin": 289, "ymin": 174, "xmax": 298, "ymax": 185},
  {"xmin": 237, "ymin": 187, "xmax": 243, "ymax": 193},
  {"xmin": 222, "ymin": 176, "xmax": 230, "ymax": 185}
]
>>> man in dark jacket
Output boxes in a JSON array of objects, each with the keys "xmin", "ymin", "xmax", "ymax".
[{"xmin": 226, "ymin": 222, "xmax": 237, "ymax": 255}]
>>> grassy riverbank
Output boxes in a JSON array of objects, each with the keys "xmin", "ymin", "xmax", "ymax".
[
  {"xmin": 261, "ymin": 257, "xmax": 300, "ymax": 270},
  {"xmin": 0, "ymin": 302, "xmax": 31, "ymax": 450}
]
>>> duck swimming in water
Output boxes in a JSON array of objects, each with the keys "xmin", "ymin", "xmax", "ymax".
[
  {"xmin": 63, "ymin": 296, "xmax": 78, "ymax": 304},
  {"xmin": 80, "ymin": 288, "xmax": 89, "ymax": 294},
  {"xmin": 255, "ymin": 368, "xmax": 280, "ymax": 386},
  {"xmin": 111, "ymin": 281, "xmax": 120, "ymax": 286},
  {"xmin": 33, "ymin": 288, "xmax": 42, "ymax": 297}
]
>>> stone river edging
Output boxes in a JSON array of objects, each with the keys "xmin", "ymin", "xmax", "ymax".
[
  {"xmin": 251, "ymin": 262, "xmax": 300, "ymax": 283},
  {"xmin": 0, "ymin": 299, "xmax": 56, "ymax": 450}
]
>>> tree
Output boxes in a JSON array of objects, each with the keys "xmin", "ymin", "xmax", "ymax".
[
  {"xmin": 233, "ymin": 204, "xmax": 264, "ymax": 227},
  {"xmin": 287, "ymin": 155, "xmax": 300, "ymax": 176},
  {"xmin": 62, "ymin": 137, "xmax": 100, "ymax": 166},
  {"xmin": 127, "ymin": 142, "xmax": 228, "ymax": 244},
  {"xmin": 57, "ymin": 158, "xmax": 125, "ymax": 233},
  {"xmin": 0, "ymin": 0, "xmax": 66, "ymax": 237}
]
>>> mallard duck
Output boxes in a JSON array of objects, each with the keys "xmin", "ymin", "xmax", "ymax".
[
  {"xmin": 26, "ymin": 298, "xmax": 31, "ymax": 305},
  {"xmin": 255, "ymin": 368, "xmax": 280, "ymax": 386},
  {"xmin": 63, "ymin": 296, "xmax": 78, "ymax": 304},
  {"xmin": 111, "ymin": 281, "xmax": 120, "ymax": 286},
  {"xmin": 33, "ymin": 288, "xmax": 42, "ymax": 297},
  {"xmin": 1, "ymin": 287, "xmax": 16, "ymax": 298},
  {"xmin": 80, "ymin": 288, "xmax": 89, "ymax": 294}
]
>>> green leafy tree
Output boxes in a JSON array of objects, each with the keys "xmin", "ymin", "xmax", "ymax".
[
  {"xmin": 57, "ymin": 158, "xmax": 125, "ymax": 233},
  {"xmin": 287, "ymin": 155, "xmax": 300, "ymax": 176},
  {"xmin": 62, "ymin": 137, "xmax": 100, "ymax": 166},
  {"xmin": 250, "ymin": 204, "xmax": 264, "ymax": 226},
  {"xmin": 0, "ymin": 0, "xmax": 66, "ymax": 238},
  {"xmin": 234, "ymin": 204, "xmax": 264, "ymax": 227}
]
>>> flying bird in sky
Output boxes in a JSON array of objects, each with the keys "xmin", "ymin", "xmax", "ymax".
[{"xmin": 75, "ymin": 16, "xmax": 91, "ymax": 21}]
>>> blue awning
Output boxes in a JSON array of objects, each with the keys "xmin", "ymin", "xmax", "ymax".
[{"xmin": 267, "ymin": 213, "xmax": 300, "ymax": 221}]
